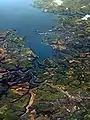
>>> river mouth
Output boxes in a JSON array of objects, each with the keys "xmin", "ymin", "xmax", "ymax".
[{"xmin": 0, "ymin": 0, "xmax": 57, "ymax": 59}]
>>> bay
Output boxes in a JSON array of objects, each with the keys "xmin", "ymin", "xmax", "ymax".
[{"xmin": 0, "ymin": 0, "xmax": 56, "ymax": 59}]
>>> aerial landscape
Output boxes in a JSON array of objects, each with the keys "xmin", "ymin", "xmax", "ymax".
[{"xmin": 0, "ymin": 0, "xmax": 90, "ymax": 120}]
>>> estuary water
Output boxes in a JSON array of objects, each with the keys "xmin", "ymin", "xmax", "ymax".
[{"xmin": 0, "ymin": 0, "xmax": 56, "ymax": 59}]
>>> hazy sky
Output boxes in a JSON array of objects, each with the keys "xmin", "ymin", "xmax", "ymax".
[{"xmin": 0, "ymin": 0, "xmax": 33, "ymax": 7}]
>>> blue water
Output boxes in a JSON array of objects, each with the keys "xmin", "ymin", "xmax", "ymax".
[{"xmin": 0, "ymin": 0, "xmax": 56, "ymax": 59}]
